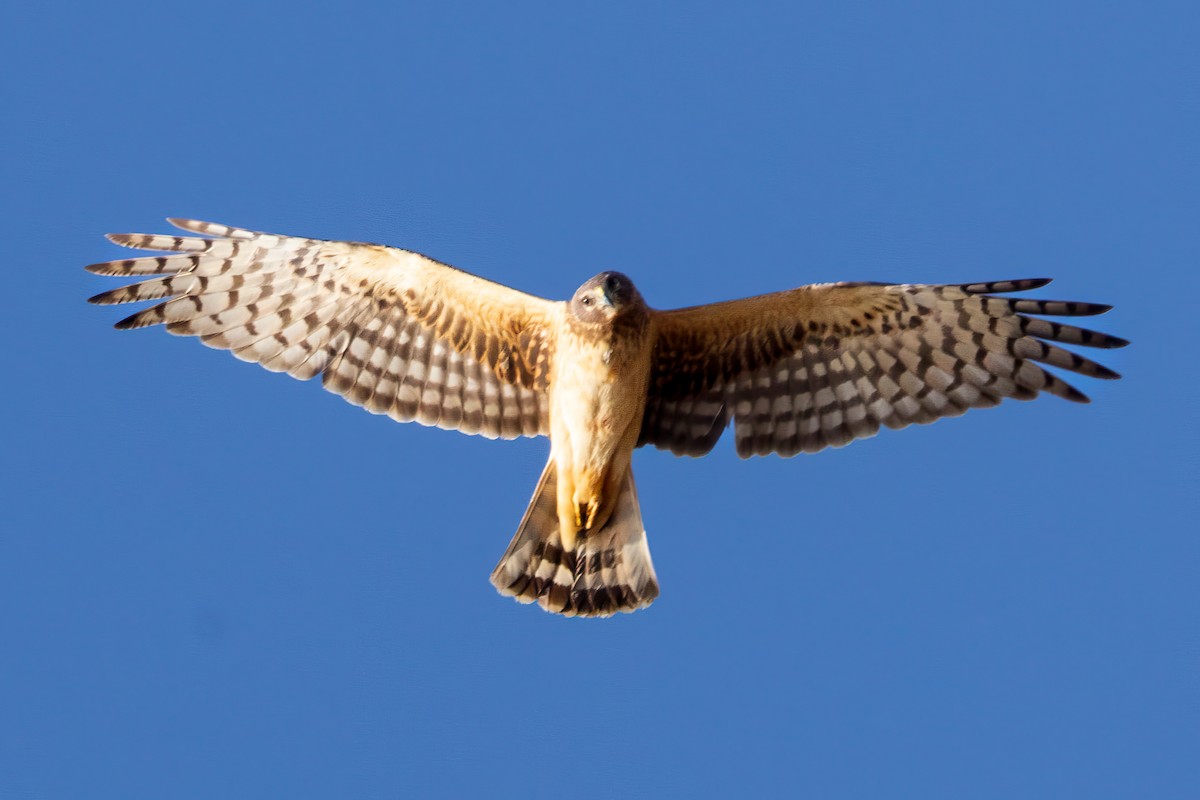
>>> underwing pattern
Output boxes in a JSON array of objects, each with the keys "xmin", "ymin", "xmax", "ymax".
[
  {"xmin": 89, "ymin": 219, "xmax": 553, "ymax": 439},
  {"xmin": 641, "ymin": 280, "xmax": 1126, "ymax": 457}
]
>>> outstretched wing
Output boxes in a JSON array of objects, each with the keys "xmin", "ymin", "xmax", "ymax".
[
  {"xmin": 641, "ymin": 279, "xmax": 1127, "ymax": 457},
  {"xmin": 88, "ymin": 219, "xmax": 558, "ymax": 439}
]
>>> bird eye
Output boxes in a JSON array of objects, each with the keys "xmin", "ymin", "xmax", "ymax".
[{"xmin": 581, "ymin": 296, "xmax": 593, "ymax": 306}]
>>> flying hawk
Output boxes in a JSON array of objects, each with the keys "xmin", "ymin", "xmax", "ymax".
[{"xmin": 87, "ymin": 220, "xmax": 1127, "ymax": 617}]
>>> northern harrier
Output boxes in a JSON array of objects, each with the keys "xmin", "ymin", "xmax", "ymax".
[{"xmin": 88, "ymin": 220, "xmax": 1127, "ymax": 617}]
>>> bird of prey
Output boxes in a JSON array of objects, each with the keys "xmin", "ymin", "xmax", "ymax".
[{"xmin": 87, "ymin": 220, "xmax": 1127, "ymax": 618}]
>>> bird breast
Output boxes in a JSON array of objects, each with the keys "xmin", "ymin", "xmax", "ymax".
[{"xmin": 549, "ymin": 316, "xmax": 652, "ymax": 471}]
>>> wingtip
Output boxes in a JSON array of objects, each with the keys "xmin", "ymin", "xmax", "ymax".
[{"xmin": 113, "ymin": 309, "xmax": 149, "ymax": 330}]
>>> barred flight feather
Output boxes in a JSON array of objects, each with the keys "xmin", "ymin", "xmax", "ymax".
[
  {"xmin": 90, "ymin": 219, "xmax": 557, "ymax": 440},
  {"xmin": 641, "ymin": 279, "xmax": 1128, "ymax": 458}
]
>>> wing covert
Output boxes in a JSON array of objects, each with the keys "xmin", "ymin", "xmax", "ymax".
[{"xmin": 88, "ymin": 219, "xmax": 558, "ymax": 439}]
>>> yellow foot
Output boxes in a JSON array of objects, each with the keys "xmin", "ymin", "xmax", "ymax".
[
  {"xmin": 573, "ymin": 500, "xmax": 602, "ymax": 530},
  {"xmin": 583, "ymin": 499, "xmax": 602, "ymax": 530}
]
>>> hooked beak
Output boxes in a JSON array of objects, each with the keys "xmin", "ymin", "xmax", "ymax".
[{"xmin": 594, "ymin": 284, "xmax": 615, "ymax": 308}]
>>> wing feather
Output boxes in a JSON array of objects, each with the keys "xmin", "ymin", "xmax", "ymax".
[
  {"xmin": 89, "ymin": 219, "xmax": 558, "ymax": 439},
  {"xmin": 642, "ymin": 280, "xmax": 1126, "ymax": 457}
]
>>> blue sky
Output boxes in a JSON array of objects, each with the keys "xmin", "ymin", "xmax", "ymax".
[{"xmin": 2, "ymin": 2, "xmax": 1196, "ymax": 797}]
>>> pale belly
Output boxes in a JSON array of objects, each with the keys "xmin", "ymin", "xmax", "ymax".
[
  {"xmin": 550, "ymin": 351, "xmax": 645, "ymax": 475},
  {"xmin": 548, "ymin": 336, "xmax": 651, "ymax": 536}
]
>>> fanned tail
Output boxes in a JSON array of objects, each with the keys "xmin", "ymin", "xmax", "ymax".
[{"xmin": 490, "ymin": 460, "xmax": 659, "ymax": 618}]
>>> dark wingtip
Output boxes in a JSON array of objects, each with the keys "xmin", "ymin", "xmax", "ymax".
[
  {"xmin": 1059, "ymin": 381, "xmax": 1092, "ymax": 403},
  {"xmin": 1069, "ymin": 389, "xmax": 1092, "ymax": 404},
  {"xmin": 963, "ymin": 278, "xmax": 1053, "ymax": 294},
  {"xmin": 113, "ymin": 311, "xmax": 144, "ymax": 330}
]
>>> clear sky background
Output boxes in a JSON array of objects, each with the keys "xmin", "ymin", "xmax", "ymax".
[{"xmin": 1, "ymin": 2, "xmax": 1196, "ymax": 798}]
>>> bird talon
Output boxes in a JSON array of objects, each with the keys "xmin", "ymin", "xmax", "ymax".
[{"xmin": 584, "ymin": 499, "xmax": 601, "ymax": 530}]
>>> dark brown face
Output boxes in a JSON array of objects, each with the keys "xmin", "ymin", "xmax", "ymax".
[{"xmin": 569, "ymin": 271, "xmax": 642, "ymax": 324}]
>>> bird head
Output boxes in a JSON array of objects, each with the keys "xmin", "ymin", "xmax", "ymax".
[{"xmin": 570, "ymin": 271, "xmax": 642, "ymax": 322}]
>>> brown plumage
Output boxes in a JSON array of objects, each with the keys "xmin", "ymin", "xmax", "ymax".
[{"xmin": 88, "ymin": 220, "xmax": 1128, "ymax": 617}]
